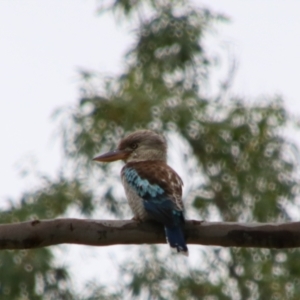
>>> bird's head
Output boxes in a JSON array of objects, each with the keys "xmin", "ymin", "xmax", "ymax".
[{"xmin": 93, "ymin": 130, "xmax": 167, "ymax": 163}]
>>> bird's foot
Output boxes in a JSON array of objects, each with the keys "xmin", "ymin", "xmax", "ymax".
[{"xmin": 131, "ymin": 216, "xmax": 143, "ymax": 223}]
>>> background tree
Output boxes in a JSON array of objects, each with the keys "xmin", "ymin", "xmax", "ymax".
[{"xmin": 1, "ymin": 0, "xmax": 300, "ymax": 299}]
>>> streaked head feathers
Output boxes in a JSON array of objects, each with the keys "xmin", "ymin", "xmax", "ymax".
[{"xmin": 93, "ymin": 130, "xmax": 167, "ymax": 163}]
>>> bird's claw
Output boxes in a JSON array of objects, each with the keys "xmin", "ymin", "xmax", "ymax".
[{"xmin": 131, "ymin": 216, "xmax": 142, "ymax": 223}]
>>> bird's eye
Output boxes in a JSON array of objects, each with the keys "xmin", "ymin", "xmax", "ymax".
[{"xmin": 131, "ymin": 143, "xmax": 138, "ymax": 150}]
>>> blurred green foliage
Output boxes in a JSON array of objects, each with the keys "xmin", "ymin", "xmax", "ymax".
[
  {"xmin": 1, "ymin": 0, "xmax": 300, "ymax": 299},
  {"xmin": 0, "ymin": 176, "xmax": 93, "ymax": 299}
]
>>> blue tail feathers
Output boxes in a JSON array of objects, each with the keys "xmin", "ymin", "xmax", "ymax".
[{"xmin": 165, "ymin": 226, "xmax": 188, "ymax": 256}]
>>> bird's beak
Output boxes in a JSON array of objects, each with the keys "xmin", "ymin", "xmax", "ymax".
[{"xmin": 93, "ymin": 149, "xmax": 131, "ymax": 162}]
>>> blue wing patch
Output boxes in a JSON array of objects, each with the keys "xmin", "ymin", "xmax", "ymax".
[
  {"xmin": 123, "ymin": 167, "xmax": 183, "ymax": 226},
  {"xmin": 123, "ymin": 167, "xmax": 164, "ymax": 198}
]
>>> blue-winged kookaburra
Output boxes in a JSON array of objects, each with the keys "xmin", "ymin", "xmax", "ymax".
[{"xmin": 93, "ymin": 130, "xmax": 188, "ymax": 256}]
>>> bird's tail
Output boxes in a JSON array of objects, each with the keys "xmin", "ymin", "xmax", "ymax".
[{"xmin": 165, "ymin": 226, "xmax": 188, "ymax": 256}]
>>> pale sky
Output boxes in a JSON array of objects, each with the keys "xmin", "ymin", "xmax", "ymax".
[
  {"xmin": 1, "ymin": 0, "xmax": 300, "ymax": 199},
  {"xmin": 0, "ymin": 0, "xmax": 132, "ymax": 200},
  {"xmin": 1, "ymin": 0, "xmax": 300, "ymax": 293}
]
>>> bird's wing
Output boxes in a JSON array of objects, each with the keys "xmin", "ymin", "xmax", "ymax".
[{"xmin": 122, "ymin": 161, "xmax": 184, "ymax": 226}]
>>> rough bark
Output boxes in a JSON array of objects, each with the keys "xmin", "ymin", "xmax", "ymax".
[{"xmin": 0, "ymin": 218, "xmax": 299, "ymax": 250}]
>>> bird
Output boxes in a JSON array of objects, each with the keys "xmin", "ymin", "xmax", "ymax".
[{"xmin": 93, "ymin": 130, "xmax": 188, "ymax": 256}]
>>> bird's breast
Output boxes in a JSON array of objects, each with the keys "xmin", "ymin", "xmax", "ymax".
[{"xmin": 121, "ymin": 175, "xmax": 149, "ymax": 220}]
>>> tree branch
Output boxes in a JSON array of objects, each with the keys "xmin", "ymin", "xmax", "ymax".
[{"xmin": 0, "ymin": 218, "xmax": 300, "ymax": 250}]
